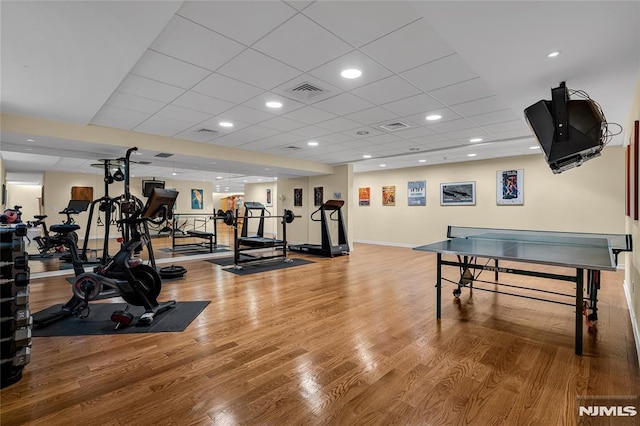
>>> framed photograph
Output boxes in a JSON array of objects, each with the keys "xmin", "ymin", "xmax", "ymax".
[
  {"xmin": 382, "ymin": 185, "xmax": 396, "ymax": 206},
  {"xmin": 191, "ymin": 189, "xmax": 203, "ymax": 210},
  {"xmin": 333, "ymin": 192, "xmax": 342, "ymax": 199},
  {"xmin": 266, "ymin": 188, "xmax": 272, "ymax": 207},
  {"xmin": 294, "ymin": 188, "xmax": 302, "ymax": 207},
  {"xmin": 496, "ymin": 170, "xmax": 524, "ymax": 205},
  {"xmin": 408, "ymin": 180, "xmax": 426, "ymax": 206},
  {"xmin": 358, "ymin": 187, "xmax": 370, "ymax": 206},
  {"xmin": 440, "ymin": 181, "xmax": 475, "ymax": 206},
  {"xmin": 314, "ymin": 186, "xmax": 323, "ymax": 206}
]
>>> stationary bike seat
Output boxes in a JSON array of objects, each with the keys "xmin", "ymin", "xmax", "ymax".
[
  {"xmin": 50, "ymin": 224, "xmax": 80, "ymax": 234},
  {"xmin": 34, "ymin": 215, "xmax": 47, "ymax": 220}
]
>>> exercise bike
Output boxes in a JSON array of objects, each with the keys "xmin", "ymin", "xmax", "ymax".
[
  {"xmin": 33, "ymin": 188, "xmax": 180, "ymax": 328},
  {"xmin": 30, "ymin": 200, "xmax": 89, "ymax": 257}
]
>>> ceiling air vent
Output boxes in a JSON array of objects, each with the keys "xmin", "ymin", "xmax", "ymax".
[
  {"xmin": 286, "ymin": 81, "xmax": 327, "ymax": 100},
  {"xmin": 197, "ymin": 128, "xmax": 218, "ymax": 134},
  {"xmin": 285, "ymin": 146, "xmax": 302, "ymax": 150},
  {"xmin": 379, "ymin": 122, "xmax": 410, "ymax": 131},
  {"xmin": 154, "ymin": 152, "xmax": 174, "ymax": 158}
]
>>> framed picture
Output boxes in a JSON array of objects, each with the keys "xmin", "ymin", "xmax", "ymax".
[
  {"xmin": 294, "ymin": 188, "xmax": 302, "ymax": 207},
  {"xmin": 382, "ymin": 185, "xmax": 395, "ymax": 206},
  {"xmin": 191, "ymin": 189, "xmax": 203, "ymax": 210},
  {"xmin": 496, "ymin": 170, "xmax": 524, "ymax": 205},
  {"xmin": 635, "ymin": 120, "xmax": 639, "ymax": 220},
  {"xmin": 626, "ymin": 144, "xmax": 631, "ymax": 217},
  {"xmin": 408, "ymin": 180, "xmax": 426, "ymax": 206},
  {"xmin": 359, "ymin": 187, "xmax": 370, "ymax": 206},
  {"xmin": 333, "ymin": 192, "xmax": 342, "ymax": 199},
  {"xmin": 266, "ymin": 188, "xmax": 272, "ymax": 207},
  {"xmin": 314, "ymin": 186, "xmax": 323, "ymax": 206},
  {"xmin": 440, "ymin": 181, "xmax": 475, "ymax": 206}
]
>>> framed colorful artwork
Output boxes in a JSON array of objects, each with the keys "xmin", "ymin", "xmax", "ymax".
[
  {"xmin": 191, "ymin": 189, "xmax": 203, "ymax": 210},
  {"xmin": 496, "ymin": 170, "xmax": 524, "ymax": 205},
  {"xmin": 440, "ymin": 181, "xmax": 475, "ymax": 206},
  {"xmin": 359, "ymin": 187, "xmax": 370, "ymax": 206},
  {"xmin": 408, "ymin": 180, "xmax": 426, "ymax": 206},
  {"xmin": 382, "ymin": 185, "xmax": 396, "ymax": 206}
]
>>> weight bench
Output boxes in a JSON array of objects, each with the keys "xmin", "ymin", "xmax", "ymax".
[
  {"xmin": 186, "ymin": 230, "xmax": 215, "ymax": 252},
  {"xmin": 171, "ymin": 214, "xmax": 219, "ymax": 253}
]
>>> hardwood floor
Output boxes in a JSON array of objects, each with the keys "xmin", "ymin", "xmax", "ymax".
[{"xmin": 2, "ymin": 240, "xmax": 639, "ymax": 425}]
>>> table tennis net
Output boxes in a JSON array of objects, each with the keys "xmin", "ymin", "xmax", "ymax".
[{"xmin": 447, "ymin": 226, "xmax": 631, "ymax": 252}]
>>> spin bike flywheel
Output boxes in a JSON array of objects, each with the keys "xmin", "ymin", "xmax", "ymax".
[{"xmin": 121, "ymin": 264, "xmax": 162, "ymax": 306}]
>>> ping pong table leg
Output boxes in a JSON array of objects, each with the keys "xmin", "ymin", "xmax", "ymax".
[
  {"xmin": 575, "ymin": 268, "xmax": 584, "ymax": 355},
  {"xmin": 436, "ymin": 253, "xmax": 442, "ymax": 319},
  {"xmin": 494, "ymin": 259, "xmax": 499, "ymax": 281}
]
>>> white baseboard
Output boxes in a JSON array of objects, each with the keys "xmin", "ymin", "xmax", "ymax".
[
  {"xmin": 623, "ymin": 279, "xmax": 640, "ymax": 367},
  {"xmin": 353, "ymin": 239, "xmax": 416, "ymax": 248}
]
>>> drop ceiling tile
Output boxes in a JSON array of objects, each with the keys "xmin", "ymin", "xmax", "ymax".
[
  {"xmin": 171, "ymin": 91, "xmax": 235, "ymax": 116},
  {"xmin": 211, "ymin": 125, "xmax": 280, "ymax": 147},
  {"xmin": 380, "ymin": 93, "xmax": 444, "ymax": 117},
  {"xmin": 91, "ymin": 105, "xmax": 151, "ymax": 130},
  {"xmin": 428, "ymin": 78, "xmax": 495, "ymax": 106},
  {"xmin": 469, "ymin": 109, "xmax": 521, "ymax": 126},
  {"xmin": 259, "ymin": 116, "xmax": 307, "ymax": 132},
  {"xmin": 428, "ymin": 118, "xmax": 476, "ymax": 133},
  {"xmin": 174, "ymin": 126, "xmax": 222, "ymax": 143},
  {"xmin": 283, "ymin": 1, "xmax": 313, "ymax": 11},
  {"xmin": 252, "ymin": 14, "xmax": 352, "ymax": 72},
  {"xmin": 155, "ymin": 104, "xmax": 213, "ymax": 125},
  {"xmin": 443, "ymin": 127, "xmax": 488, "ymax": 140},
  {"xmin": 116, "ymin": 74, "xmax": 185, "ymax": 103},
  {"xmin": 220, "ymin": 105, "xmax": 274, "ymax": 125},
  {"xmin": 289, "ymin": 125, "xmax": 333, "ymax": 139},
  {"xmin": 243, "ymin": 92, "xmax": 306, "ymax": 115},
  {"xmin": 193, "ymin": 73, "xmax": 264, "ymax": 104},
  {"xmin": 134, "ymin": 115, "xmax": 193, "ymax": 137},
  {"xmin": 303, "ymin": 1, "xmax": 418, "ymax": 47},
  {"xmin": 342, "ymin": 126, "xmax": 385, "ymax": 139},
  {"xmin": 217, "ymin": 49, "xmax": 301, "ymax": 90},
  {"xmin": 350, "ymin": 75, "xmax": 422, "ymax": 106},
  {"xmin": 313, "ymin": 92, "xmax": 375, "ymax": 116},
  {"xmin": 315, "ymin": 116, "xmax": 363, "ymax": 132},
  {"xmin": 150, "ymin": 16, "xmax": 245, "ymax": 72},
  {"xmin": 451, "ymin": 96, "xmax": 509, "ymax": 117},
  {"xmin": 405, "ymin": 107, "xmax": 462, "ymax": 125},
  {"xmin": 309, "ymin": 50, "xmax": 393, "ymax": 91},
  {"xmin": 360, "ymin": 18, "xmax": 455, "ymax": 73},
  {"xmin": 177, "ymin": 1, "xmax": 296, "ymax": 46},
  {"xmin": 333, "ymin": 139, "xmax": 375, "ymax": 150},
  {"xmin": 482, "ymin": 120, "xmax": 530, "ymax": 134},
  {"xmin": 198, "ymin": 116, "xmax": 252, "ymax": 134},
  {"xmin": 401, "ymin": 54, "xmax": 478, "ymax": 93},
  {"xmin": 362, "ymin": 133, "xmax": 404, "ymax": 145},
  {"xmin": 316, "ymin": 133, "xmax": 355, "ymax": 145},
  {"xmin": 391, "ymin": 125, "xmax": 437, "ymax": 140},
  {"xmin": 106, "ymin": 91, "xmax": 165, "ymax": 114},
  {"xmin": 408, "ymin": 134, "xmax": 450, "ymax": 146},
  {"xmin": 282, "ymin": 106, "xmax": 337, "ymax": 124},
  {"xmin": 131, "ymin": 50, "xmax": 211, "ymax": 89},
  {"xmin": 240, "ymin": 132, "xmax": 305, "ymax": 150},
  {"xmin": 345, "ymin": 107, "xmax": 398, "ymax": 125}
]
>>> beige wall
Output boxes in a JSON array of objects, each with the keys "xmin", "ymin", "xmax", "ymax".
[
  {"xmin": 625, "ymin": 75, "xmax": 640, "ymax": 361},
  {"xmin": 6, "ymin": 184, "xmax": 42, "ymax": 221},
  {"xmin": 244, "ymin": 181, "xmax": 278, "ymax": 237},
  {"xmin": 353, "ymin": 147, "xmax": 625, "ymax": 247}
]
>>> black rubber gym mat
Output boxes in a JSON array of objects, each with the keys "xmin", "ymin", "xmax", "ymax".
[
  {"xmin": 158, "ymin": 246, "xmax": 230, "ymax": 255},
  {"xmin": 205, "ymin": 257, "xmax": 314, "ymax": 275},
  {"xmin": 31, "ymin": 301, "xmax": 209, "ymax": 336}
]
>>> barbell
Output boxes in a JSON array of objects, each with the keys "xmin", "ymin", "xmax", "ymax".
[{"xmin": 219, "ymin": 209, "xmax": 299, "ymax": 226}]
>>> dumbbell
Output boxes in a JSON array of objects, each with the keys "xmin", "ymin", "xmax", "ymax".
[
  {"xmin": 0, "ymin": 328, "xmax": 32, "ymax": 347},
  {"xmin": 0, "ymin": 346, "xmax": 31, "ymax": 366},
  {"xmin": 111, "ymin": 306, "xmax": 133, "ymax": 330},
  {"xmin": 0, "ymin": 289, "xmax": 29, "ymax": 307},
  {"xmin": 0, "ymin": 309, "xmax": 31, "ymax": 328}
]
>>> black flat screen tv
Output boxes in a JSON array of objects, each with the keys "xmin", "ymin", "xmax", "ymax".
[
  {"xmin": 524, "ymin": 82, "xmax": 606, "ymax": 174},
  {"xmin": 142, "ymin": 180, "xmax": 165, "ymax": 197}
]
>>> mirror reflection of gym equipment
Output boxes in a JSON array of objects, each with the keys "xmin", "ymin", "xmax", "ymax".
[{"xmin": 289, "ymin": 199, "xmax": 350, "ymax": 257}]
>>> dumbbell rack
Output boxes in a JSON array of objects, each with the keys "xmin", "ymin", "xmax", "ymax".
[{"xmin": 1, "ymin": 224, "xmax": 32, "ymax": 389}]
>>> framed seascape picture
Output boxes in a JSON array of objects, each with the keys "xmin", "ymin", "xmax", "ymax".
[
  {"xmin": 359, "ymin": 187, "xmax": 370, "ymax": 206},
  {"xmin": 408, "ymin": 180, "xmax": 426, "ymax": 206},
  {"xmin": 266, "ymin": 188, "xmax": 272, "ymax": 207},
  {"xmin": 496, "ymin": 169, "xmax": 524, "ymax": 205},
  {"xmin": 440, "ymin": 181, "xmax": 475, "ymax": 206},
  {"xmin": 382, "ymin": 185, "xmax": 396, "ymax": 206},
  {"xmin": 294, "ymin": 188, "xmax": 302, "ymax": 207},
  {"xmin": 314, "ymin": 186, "xmax": 323, "ymax": 206},
  {"xmin": 191, "ymin": 189, "xmax": 203, "ymax": 210}
]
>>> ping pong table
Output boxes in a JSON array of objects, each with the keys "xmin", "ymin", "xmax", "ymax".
[{"xmin": 414, "ymin": 226, "xmax": 632, "ymax": 355}]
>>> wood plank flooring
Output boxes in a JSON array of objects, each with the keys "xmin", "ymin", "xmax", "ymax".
[{"xmin": 1, "ymin": 240, "xmax": 639, "ymax": 425}]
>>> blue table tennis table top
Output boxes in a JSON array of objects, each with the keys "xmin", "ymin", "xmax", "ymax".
[{"xmin": 414, "ymin": 226, "xmax": 632, "ymax": 271}]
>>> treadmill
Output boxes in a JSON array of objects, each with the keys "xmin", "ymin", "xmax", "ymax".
[{"xmin": 289, "ymin": 199, "xmax": 349, "ymax": 257}]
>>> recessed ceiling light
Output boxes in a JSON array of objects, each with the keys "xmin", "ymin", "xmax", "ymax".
[
  {"xmin": 257, "ymin": 179, "xmax": 262, "ymax": 181},
  {"xmin": 546, "ymin": 51, "xmax": 561, "ymax": 58},
  {"xmin": 216, "ymin": 176, "xmax": 223, "ymax": 180},
  {"xmin": 307, "ymin": 141, "xmax": 319, "ymax": 146},
  {"xmin": 172, "ymin": 172, "xmax": 177, "ymax": 176},
  {"xmin": 25, "ymin": 148, "xmax": 33, "ymax": 151},
  {"xmin": 341, "ymin": 68, "xmax": 362, "ymax": 79},
  {"xmin": 426, "ymin": 114, "xmax": 442, "ymax": 121},
  {"xmin": 243, "ymin": 180, "xmax": 248, "ymax": 183},
  {"xmin": 469, "ymin": 138, "xmax": 483, "ymax": 142},
  {"xmin": 529, "ymin": 146, "xmax": 541, "ymax": 150},
  {"xmin": 26, "ymin": 138, "xmax": 34, "ymax": 142},
  {"xmin": 418, "ymin": 159, "xmax": 426, "ymax": 163},
  {"xmin": 363, "ymin": 154, "xmax": 372, "ymax": 159},
  {"xmin": 219, "ymin": 121, "xmax": 233, "ymax": 128},
  {"xmin": 266, "ymin": 101, "xmax": 282, "ymax": 109},
  {"xmin": 379, "ymin": 164, "xmax": 386, "ymax": 167},
  {"xmin": 467, "ymin": 153, "xmax": 477, "ymax": 157}
]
